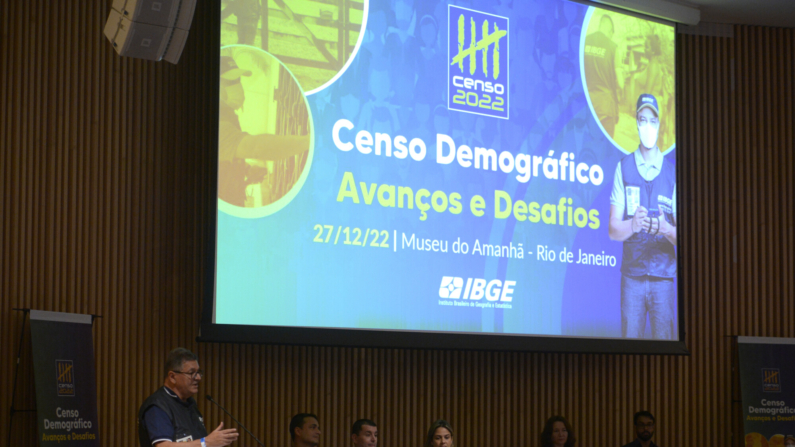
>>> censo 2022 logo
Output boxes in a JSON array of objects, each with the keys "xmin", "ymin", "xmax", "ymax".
[{"xmin": 448, "ymin": 5, "xmax": 509, "ymax": 119}]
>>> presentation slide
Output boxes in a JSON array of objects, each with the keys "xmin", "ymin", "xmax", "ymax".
[{"xmin": 212, "ymin": 0, "xmax": 680, "ymax": 347}]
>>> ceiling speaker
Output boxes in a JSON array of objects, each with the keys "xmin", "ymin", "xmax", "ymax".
[{"xmin": 103, "ymin": 0, "xmax": 196, "ymax": 64}]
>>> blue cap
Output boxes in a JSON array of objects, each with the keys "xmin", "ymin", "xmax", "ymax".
[{"xmin": 636, "ymin": 93, "xmax": 659, "ymax": 116}]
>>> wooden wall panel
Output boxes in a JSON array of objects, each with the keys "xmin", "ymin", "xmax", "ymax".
[{"xmin": 1, "ymin": 2, "xmax": 793, "ymax": 446}]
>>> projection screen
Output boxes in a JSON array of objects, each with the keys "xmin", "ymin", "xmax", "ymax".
[{"xmin": 201, "ymin": 0, "xmax": 686, "ymax": 354}]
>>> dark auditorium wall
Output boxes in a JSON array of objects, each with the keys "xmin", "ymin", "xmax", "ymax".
[{"xmin": 1, "ymin": 1, "xmax": 793, "ymax": 446}]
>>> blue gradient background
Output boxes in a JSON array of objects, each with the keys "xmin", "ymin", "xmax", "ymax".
[{"xmin": 215, "ymin": 0, "xmax": 677, "ymax": 339}]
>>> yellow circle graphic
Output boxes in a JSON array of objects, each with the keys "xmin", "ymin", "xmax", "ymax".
[
  {"xmin": 218, "ymin": 45, "xmax": 314, "ymax": 218},
  {"xmin": 220, "ymin": 0, "xmax": 367, "ymax": 94},
  {"xmin": 581, "ymin": 8, "xmax": 676, "ymax": 154}
]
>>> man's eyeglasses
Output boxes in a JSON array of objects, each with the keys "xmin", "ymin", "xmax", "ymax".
[
  {"xmin": 635, "ymin": 422, "xmax": 655, "ymax": 428},
  {"xmin": 172, "ymin": 369, "xmax": 204, "ymax": 380}
]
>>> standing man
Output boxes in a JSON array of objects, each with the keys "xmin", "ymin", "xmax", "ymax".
[
  {"xmin": 621, "ymin": 411, "xmax": 658, "ymax": 447},
  {"xmin": 584, "ymin": 14, "xmax": 619, "ymax": 137},
  {"xmin": 352, "ymin": 419, "xmax": 378, "ymax": 447},
  {"xmin": 220, "ymin": 0, "xmax": 260, "ymax": 46},
  {"xmin": 138, "ymin": 348, "xmax": 239, "ymax": 447},
  {"xmin": 290, "ymin": 413, "xmax": 322, "ymax": 447},
  {"xmin": 609, "ymin": 94, "xmax": 677, "ymax": 340}
]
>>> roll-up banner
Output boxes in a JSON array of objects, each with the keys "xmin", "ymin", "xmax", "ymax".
[
  {"xmin": 738, "ymin": 336, "xmax": 795, "ymax": 447},
  {"xmin": 30, "ymin": 310, "xmax": 100, "ymax": 446}
]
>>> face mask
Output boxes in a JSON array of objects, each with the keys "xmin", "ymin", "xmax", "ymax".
[{"xmin": 638, "ymin": 122, "xmax": 658, "ymax": 149}]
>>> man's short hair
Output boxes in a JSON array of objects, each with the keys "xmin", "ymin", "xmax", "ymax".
[
  {"xmin": 290, "ymin": 413, "xmax": 319, "ymax": 441},
  {"xmin": 164, "ymin": 348, "xmax": 198, "ymax": 377},
  {"xmin": 352, "ymin": 419, "xmax": 377, "ymax": 435},
  {"xmin": 600, "ymin": 14, "xmax": 614, "ymax": 33},
  {"xmin": 634, "ymin": 410, "xmax": 655, "ymax": 425}
]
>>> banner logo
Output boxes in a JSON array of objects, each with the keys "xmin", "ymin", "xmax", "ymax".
[
  {"xmin": 448, "ymin": 5, "xmax": 509, "ymax": 119},
  {"xmin": 56, "ymin": 360, "xmax": 75, "ymax": 397},
  {"xmin": 762, "ymin": 368, "xmax": 781, "ymax": 392}
]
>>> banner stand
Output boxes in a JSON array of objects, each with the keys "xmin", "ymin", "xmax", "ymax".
[
  {"xmin": 737, "ymin": 336, "xmax": 795, "ymax": 447},
  {"xmin": 7, "ymin": 309, "xmax": 33, "ymax": 447},
  {"xmin": 730, "ymin": 335, "xmax": 744, "ymax": 447},
  {"xmin": 6, "ymin": 308, "xmax": 100, "ymax": 447}
]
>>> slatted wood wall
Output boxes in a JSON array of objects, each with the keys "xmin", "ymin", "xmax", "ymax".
[{"xmin": 1, "ymin": 1, "xmax": 793, "ymax": 445}]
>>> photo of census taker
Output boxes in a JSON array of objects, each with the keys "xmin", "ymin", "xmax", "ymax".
[
  {"xmin": 583, "ymin": 10, "xmax": 676, "ymax": 154},
  {"xmin": 218, "ymin": 46, "xmax": 312, "ymax": 209},
  {"xmin": 608, "ymin": 94, "xmax": 677, "ymax": 340}
]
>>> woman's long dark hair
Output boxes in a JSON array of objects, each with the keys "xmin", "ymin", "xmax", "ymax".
[
  {"xmin": 539, "ymin": 415, "xmax": 575, "ymax": 447},
  {"xmin": 425, "ymin": 419, "xmax": 454, "ymax": 447}
]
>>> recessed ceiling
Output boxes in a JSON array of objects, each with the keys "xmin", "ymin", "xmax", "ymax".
[{"xmin": 682, "ymin": 0, "xmax": 795, "ymax": 28}]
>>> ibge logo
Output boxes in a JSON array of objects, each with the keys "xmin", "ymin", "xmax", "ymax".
[
  {"xmin": 439, "ymin": 276, "xmax": 515, "ymax": 301},
  {"xmin": 762, "ymin": 368, "xmax": 781, "ymax": 392},
  {"xmin": 439, "ymin": 276, "xmax": 464, "ymax": 298},
  {"xmin": 448, "ymin": 5, "xmax": 509, "ymax": 119},
  {"xmin": 56, "ymin": 360, "xmax": 75, "ymax": 397}
]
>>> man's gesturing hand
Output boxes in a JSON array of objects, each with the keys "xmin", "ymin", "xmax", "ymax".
[{"xmin": 206, "ymin": 422, "xmax": 239, "ymax": 447}]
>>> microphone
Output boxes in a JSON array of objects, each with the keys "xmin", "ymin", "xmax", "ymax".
[{"xmin": 205, "ymin": 395, "xmax": 265, "ymax": 446}]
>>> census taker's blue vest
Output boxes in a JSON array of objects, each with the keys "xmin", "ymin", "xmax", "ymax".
[{"xmin": 620, "ymin": 152, "xmax": 676, "ymax": 278}]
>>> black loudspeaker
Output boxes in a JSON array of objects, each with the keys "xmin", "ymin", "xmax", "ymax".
[{"xmin": 103, "ymin": 0, "xmax": 197, "ymax": 64}]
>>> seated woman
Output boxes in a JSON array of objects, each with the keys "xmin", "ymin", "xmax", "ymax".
[
  {"xmin": 425, "ymin": 420, "xmax": 454, "ymax": 447},
  {"xmin": 540, "ymin": 415, "xmax": 576, "ymax": 447}
]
